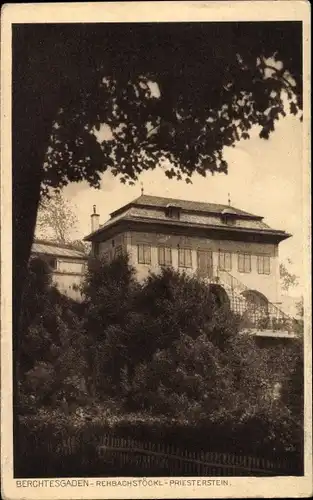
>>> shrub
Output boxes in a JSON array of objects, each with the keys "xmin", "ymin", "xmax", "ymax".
[{"xmin": 18, "ymin": 257, "xmax": 88, "ymax": 410}]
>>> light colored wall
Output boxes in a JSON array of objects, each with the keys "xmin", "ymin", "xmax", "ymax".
[
  {"xmin": 97, "ymin": 233, "xmax": 127, "ymax": 258},
  {"xmin": 52, "ymin": 272, "xmax": 83, "ymax": 301},
  {"xmin": 57, "ymin": 259, "xmax": 85, "ymax": 274},
  {"xmin": 125, "ymin": 231, "xmax": 280, "ymax": 303},
  {"xmin": 52, "ymin": 258, "xmax": 86, "ymax": 301}
]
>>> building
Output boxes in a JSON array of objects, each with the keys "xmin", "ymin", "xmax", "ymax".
[
  {"xmin": 31, "ymin": 239, "xmax": 87, "ymax": 301},
  {"xmin": 84, "ymin": 194, "xmax": 297, "ymax": 335}
]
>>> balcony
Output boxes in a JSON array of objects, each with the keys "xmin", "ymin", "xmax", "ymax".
[{"xmin": 203, "ymin": 267, "xmax": 300, "ymax": 337}]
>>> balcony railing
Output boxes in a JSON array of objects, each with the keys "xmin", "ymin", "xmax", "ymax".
[{"xmin": 207, "ymin": 268, "xmax": 299, "ymax": 333}]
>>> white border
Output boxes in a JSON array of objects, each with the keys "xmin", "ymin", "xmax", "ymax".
[{"xmin": 1, "ymin": 2, "xmax": 312, "ymax": 499}]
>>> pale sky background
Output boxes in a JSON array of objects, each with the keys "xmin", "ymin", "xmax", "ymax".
[{"xmin": 62, "ymin": 112, "xmax": 305, "ymax": 296}]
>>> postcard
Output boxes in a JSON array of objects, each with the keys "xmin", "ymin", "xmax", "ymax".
[{"xmin": 1, "ymin": 1, "xmax": 312, "ymax": 498}]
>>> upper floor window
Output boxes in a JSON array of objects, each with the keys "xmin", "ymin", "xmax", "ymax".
[
  {"xmin": 47, "ymin": 257, "xmax": 57, "ymax": 270},
  {"xmin": 238, "ymin": 253, "xmax": 251, "ymax": 273},
  {"xmin": 218, "ymin": 251, "xmax": 232, "ymax": 271},
  {"xmin": 93, "ymin": 242, "xmax": 100, "ymax": 258},
  {"xmin": 178, "ymin": 247, "xmax": 192, "ymax": 268},
  {"xmin": 138, "ymin": 244, "xmax": 151, "ymax": 265},
  {"xmin": 257, "ymin": 255, "xmax": 271, "ymax": 275},
  {"xmin": 114, "ymin": 245, "xmax": 123, "ymax": 258},
  {"xmin": 103, "ymin": 250, "xmax": 112, "ymax": 263},
  {"xmin": 166, "ymin": 204, "xmax": 181, "ymax": 219},
  {"xmin": 158, "ymin": 246, "xmax": 172, "ymax": 266}
]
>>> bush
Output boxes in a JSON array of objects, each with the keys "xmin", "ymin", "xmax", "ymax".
[
  {"xmin": 18, "ymin": 257, "xmax": 88, "ymax": 410},
  {"xmin": 126, "ymin": 333, "xmax": 236, "ymax": 418}
]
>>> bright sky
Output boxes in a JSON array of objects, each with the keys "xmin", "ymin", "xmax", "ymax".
[{"xmin": 63, "ymin": 113, "xmax": 305, "ymax": 296}]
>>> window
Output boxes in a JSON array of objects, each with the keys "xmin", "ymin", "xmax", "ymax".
[
  {"xmin": 218, "ymin": 251, "xmax": 232, "ymax": 271},
  {"xmin": 166, "ymin": 205, "xmax": 181, "ymax": 219},
  {"xmin": 158, "ymin": 246, "xmax": 172, "ymax": 266},
  {"xmin": 238, "ymin": 253, "xmax": 251, "ymax": 273},
  {"xmin": 137, "ymin": 244, "xmax": 151, "ymax": 264},
  {"xmin": 197, "ymin": 250, "xmax": 213, "ymax": 277},
  {"xmin": 114, "ymin": 245, "xmax": 123, "ymax": 258},
  {"xmin": 93, "ymin": 242, "xmax": 100, "ymax": 258},
  {"xmin": 103, "ymin": 251, "xmax": 112, "ymax": 263},
  {"xmin": 257, "ymin": 255, "xmax": 271, "ymax": 274},
  {"xmin": 47, "ymin": 257, "xmax": 57, "ymax": 270},
  {"xmin": 178, "ymin": 248, "xmax": 192, "ymax": 268}
]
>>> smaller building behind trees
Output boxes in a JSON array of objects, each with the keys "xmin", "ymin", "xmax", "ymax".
[{"xmin": 31, "ymin": 239, "xmax": 87, "ymax": 301}]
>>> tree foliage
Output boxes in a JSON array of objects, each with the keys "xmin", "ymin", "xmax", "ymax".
[
  {"xmin": 14, "ymin": 22, "xmax": 302, "ymax": 196},
  {"xmin": 280, "ymin": 260, "xmax": 299, "ymax": 292},
  {"xmin": 36, "ymin": 23, "xmax": 302, "ymax": 193},
  {"xmin": 19, "ymin": 253, "xmax": 304, "ymax": 459},
  {"xmin": 79, "ymin": 253, "xmax": 303, "ymax": 449},
  {"xmin": 19, "ymin": 257, "xmax": 88, "ymax": 411},
  {"xmin": 81, "ymin": 256, "xmax": 240, "ymax": 395},
  {"xmin": 81, "ymin": 254, "xmax": 140, "ymax": 394}
]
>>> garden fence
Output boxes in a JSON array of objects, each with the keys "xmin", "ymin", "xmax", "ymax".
[{"xmin": 16, "ymin": 428, "xmax": 301, "ymax": 477}]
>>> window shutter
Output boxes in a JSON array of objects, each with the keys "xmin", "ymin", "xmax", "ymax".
[
  {"xmin": 178, "ymin": 249, "xmax": 184, "ymax": 267},
  {"xmin": 165, "ymin": 247, "xmax": 171, "ymax": 265},
  {"xmin": 245, "ymin": 254, "xmax": 251, "ymax": 272},
  {"xmin": 227, "ymin": 252, "xmax": 232, "ymax": 270},
  {"xmin": 94, "ymin": 242, "xmax": 100, "ymax": 257},
  {"xmin": 238, "ymin": 254, "xmax": 244, "ymax": 272},
  {"xmin": 186, "ymin": 249, "xmax": 192, "ymax": 267},
  {"xmin": 115, "ymin": 245, "xmax": 123, "ymax": 257},
  {"xmin": 138, "ymin": 244, "xmax": 144, "ymax": 263},
  {"xmin": 218, "ymin": 252, "xmax": 223, "ymax": 269},
  {"xmin": 158, "ymin": 247, "xmax": 165, "ymax": 265},
  {"xmin": 144, "ymin": 245, "xmax": 151, "ymax": 264},
  {"xmin": 264, "ymin": 256, "xmax": 270, "ymax": 274}
]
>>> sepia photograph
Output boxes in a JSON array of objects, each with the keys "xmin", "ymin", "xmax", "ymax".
[{"xmin": 1, "ymin": 2, "xmax": 311, "ymax": 499}]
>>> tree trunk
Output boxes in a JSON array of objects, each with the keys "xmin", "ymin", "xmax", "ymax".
[{"xmin": 12, "ymin": 92, "xmax": 60, "ymax": 475}]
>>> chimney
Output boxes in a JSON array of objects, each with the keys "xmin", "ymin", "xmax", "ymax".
[{"xmin": 91, "ymin": 205, "xmax": 100, "ymax": 232}]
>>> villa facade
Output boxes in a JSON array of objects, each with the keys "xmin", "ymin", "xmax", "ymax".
[{"xmin": 84, "ymin": 195, "xmax": 295, "ymax": 335}]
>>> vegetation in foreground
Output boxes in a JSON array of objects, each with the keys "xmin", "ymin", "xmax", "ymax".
[{"xmin": 17, "ymin": 254, "xmax": 304, "ymax": 465}]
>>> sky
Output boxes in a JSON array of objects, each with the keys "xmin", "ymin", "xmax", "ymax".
[{"xmin": 62, "ymin": 112, "xmax": 305, "ymax": 296}]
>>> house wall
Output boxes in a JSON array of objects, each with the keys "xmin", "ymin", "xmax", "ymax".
[
  {"xmin": 44, "ymin": 258, "xmax": 85, "ymax": 301},
  {"xmin": 56, "ymin": 259, "xmax": 86, "ymax": 274},
  {"xmin": 97, "ymin": 233, "xmax": 128, "ymax": 259},
  {"xmin": 122, "ymin": 231, "xmax": 281, "ymax": 303},
  {"xmin": 94, "ymin": 221, "xmax": 281, "ymax": 303},
  {"xmin": 52, "ymin": 272, "xmax": 83, "ymax": 301},
  {"xmin": 31, "ymin": 252, "xmax": 87, "ymax": 301}
]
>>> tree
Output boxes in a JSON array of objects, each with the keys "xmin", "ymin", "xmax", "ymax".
[
  {"xmin": 136, "ymin": 267, "xmax": 239, "ymax": 351},
  {"xmin": 81, "ymin": 255, "xmax": 239, "ymax": 395},
  {"xmin": 128, "ymin": 333, "xmax": 237, "ymax": 420},
  {"xmin": 35, "ymin": 192, "xmax": 79, "ymax": 244},
  {"xmin": 81, "ymin": 253, "xmax": 140, "ymax": 394},
  {"xmin": 280, "ymin": 259, "xmax": 299, "ymax": 292}
]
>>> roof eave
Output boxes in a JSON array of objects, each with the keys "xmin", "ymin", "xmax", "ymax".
[
  {"xmin": 84, "ymin": 217, "xmax": 292, "ymax": 243},
  {"xmin": 32, "ymin": 250, "xmax": 87, "ymax": 260}
]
